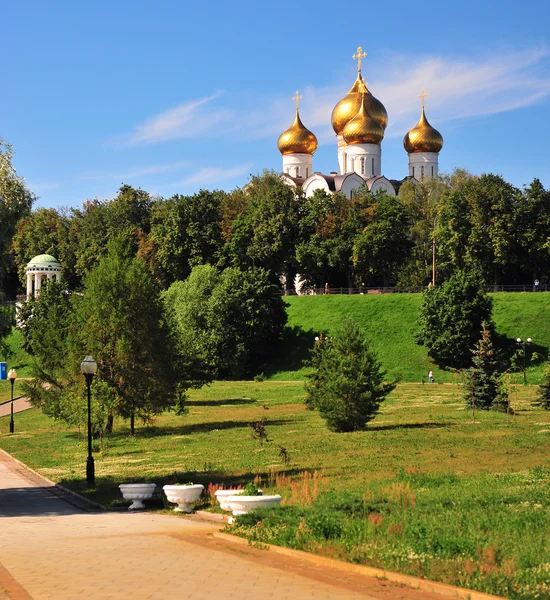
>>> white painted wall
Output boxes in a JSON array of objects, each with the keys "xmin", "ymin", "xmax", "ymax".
[
  {"xmin": 408, "ymin": 152, "xmax": 439, "ymax": 180},
  {"xmin": 282, "ymin": 153, "xmax": 313, "ymax": 179}
]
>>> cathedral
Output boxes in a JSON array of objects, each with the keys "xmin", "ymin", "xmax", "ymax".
[{"xmin": 277, "ymin": 46, "xmax": 444, "ymax": 198}]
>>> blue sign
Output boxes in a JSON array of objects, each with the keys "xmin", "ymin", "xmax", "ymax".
[{"xmin": 0, "ymin": 363, "xmax": 6, "ymax": 380}]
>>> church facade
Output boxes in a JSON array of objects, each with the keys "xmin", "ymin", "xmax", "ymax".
[{"xmin": 277, "ymin": 46, "xmax": 444, "ymax": 198}]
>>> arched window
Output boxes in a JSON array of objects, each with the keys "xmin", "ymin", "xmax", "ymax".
[
  {"xmin": 360, "ymin": 157, "xmax": 365, "ymax": 175},
  {"xmin": 296, "ymin": 166, "xmax": 300, "ymax": 177},
  {"xmin": 372, "ymin": 157, "xmax": 375, "ymax": 175},
  {"xmin": 421, "ymin": 166, "xmax": 425, "ymax": 179}
]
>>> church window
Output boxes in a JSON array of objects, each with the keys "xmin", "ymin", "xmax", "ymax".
[
  {"xmin": 296, "ymin": 166, "xmax": 300, "ymax": 177},
  {"xmin": 360, "ymin": 157, "xmax": 365, "ymax": 175},
  {"xmin": 431, "ymin": 166, "xmax": 434, "ymax": 177},
  {"xmin": 306, "ymin": 168, "xmax": 309, "ymax": 177},
  {"xmin": 421, "ymin": 166, "xmax": 425, "ymax": 179},
  {"xmin": 372, "ymin": 157, "xmax": 375, "ymax": 175}
]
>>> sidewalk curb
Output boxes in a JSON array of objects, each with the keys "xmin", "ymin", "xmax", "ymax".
[
  {"xmin": 212, "ymin": 532, "xmax": 506, "ymax": 600},
  {"xmin": 0, "ymin": 448, "xmax": 105, "ymax": 511}
]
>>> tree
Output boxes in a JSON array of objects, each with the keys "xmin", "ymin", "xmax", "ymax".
[
  {"xmin": 0, "ymin": 138, "xmax": 35, "ymax": 290},
  {"xmin": 11, "ymin": 207, "xmax": 78, "ymax": 289},
  {"xmin": 416, "ymin": 270, "xmax": 493, "ymax": 368},
  {"xmin": 164, "ymin": 264, "xmax": 288, "ymax": 379},
  {"xmin": 304, "ymin": 319, "xmax": 395, "ymax": 432},
  {"xmin": 535, "ymin": 364, "xmax": 550, "ymax": 410},
  {"xmin": 77, "ymin": 241, "xmax": 191, "ymax": 434},
  {"xmin": 463, "ymin": 325, "xmax": 508, "ymax": 412},
  {"xmin": 0, "ymin": 292, "xmax": 15, "ymax": 358},
  {"xmin": 352, "ymin": 192, "xmax": 412, "ymax": 286}
]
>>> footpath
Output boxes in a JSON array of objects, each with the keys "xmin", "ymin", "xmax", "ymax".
[{"xmin": 0, "ymin": 450, "xmax": 500, "ymax": 600}]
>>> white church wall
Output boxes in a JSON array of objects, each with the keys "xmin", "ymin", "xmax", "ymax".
[
  {"xmin": 282, "ymin": 153, "xmax": 313, "ymax": 179},
  {"xmin": 408, "ymin": 152, "xmax": 439, "ymax": 179}
]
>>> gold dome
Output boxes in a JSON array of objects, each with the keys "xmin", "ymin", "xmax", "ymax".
[
  {"xmin": 403, "ymin": 107, "xmax": 444, "ymax": 153},
  {"xmin": 342, "ymin": 93, "xmax": 384, "ymax": 145},
  {"xmin": 277, "ymin": 109, "xmax": 318, "ymax": 155},
  {"xmin": 331, "ymin": 72, "xmax": 388, "ymax": 135}
]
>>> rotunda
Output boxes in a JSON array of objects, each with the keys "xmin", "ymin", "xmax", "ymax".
[{"xmin": 26, "ymin": 254, "xmax": 62, "ymax": 298}]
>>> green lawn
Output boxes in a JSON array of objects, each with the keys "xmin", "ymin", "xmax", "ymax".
[
  {"xmin": 270, "ymin": 293, "xmax": 550, "ymax": 383},
  {"xmin": 1, "ymin": 380, "xmax": 549, "ymax": 599}
]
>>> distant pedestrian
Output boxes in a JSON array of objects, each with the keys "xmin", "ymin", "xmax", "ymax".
[
  {"xmin": 534, "ymin": 279, "xmax": 540, "ymax": 292},
  {"xmin": 324, "ymin": 282, "xmax": 330, "ymax": 294},
  {"xmin": 428, "ymin": 370, "xmax": 434, "ymax": 384}
]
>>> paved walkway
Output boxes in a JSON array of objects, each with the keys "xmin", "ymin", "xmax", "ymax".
[
  {"xmin": 0, "ymin": 397, "xmax": 32, "ymax": 418},
  {"xmin": 0, "ymin": 451, "xmax": 468, "ymax": 600}
]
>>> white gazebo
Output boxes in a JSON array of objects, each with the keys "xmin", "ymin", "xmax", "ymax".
[{"xmin": 26, "ymin": 254, "xmax": 62, "ymax": 298}]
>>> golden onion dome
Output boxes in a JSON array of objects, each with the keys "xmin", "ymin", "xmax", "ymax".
[
  {"xmin": 277, "ymin": 110, "xmax": 318, "ymax": 155},
  {"xmin": 342, "ymin": 93, "xmax": 384, "ymax": 145},
  {"xmin": 403, "ymin": 107, "xmax": 444, "ymax": 153},
  {"xmin": 331, "ymin": 72, "xmax": 388, "ymax": 135}
]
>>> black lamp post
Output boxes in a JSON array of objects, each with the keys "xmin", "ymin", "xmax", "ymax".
[
  {"xmin": 8, "ymin": 369, "xmax": 17, "ymax": 434},
  {"xmin": 80, "ymin": 355, "xmax": 97, "ymax": 485},
  {"xmin": 516, "ymin": 337, "xmax": 532, "ymax": 385}
]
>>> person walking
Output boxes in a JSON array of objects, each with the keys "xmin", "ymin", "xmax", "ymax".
[{"xmin": 428, "ymin": 370, "xmax": 434, "ymax": 384}]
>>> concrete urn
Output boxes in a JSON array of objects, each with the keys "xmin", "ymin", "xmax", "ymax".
[
  {"xmin": 214, "ymin": 489, "xmax": 245, "ymax": 511},
  {"xmin": 118, "ymin": 483, "xmax": 157, "ymax": 511},
  {"xmin": 225, "ymin": 494, "xmax": 282, "ymax": 524},
  {"xmin": 163, "ymin": 484, "xmax": 204, "ymax": 513}
]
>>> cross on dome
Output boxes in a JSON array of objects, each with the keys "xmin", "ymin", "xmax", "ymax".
[
  {"xmin": 352, "ymin": 45, "xmax": 367, "ymax": 73},
  {"xmin": 418, "ymin": 89, "xmax": 428, "ymax": 108},
  {"xmin": 293, "ymin": 90, "xmax": 303, "ymax": 110}
]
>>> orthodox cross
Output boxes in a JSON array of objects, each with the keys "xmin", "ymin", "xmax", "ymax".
[
  {"xmin": 419, "ymin": 89, "xmax": 428, "ymax": 108},
  {"xmin": 293, "ymin": 90, "xmax": 302, "ymax": 110},
  {"xmin": 352, "ymin": 46, "xmax": 367, "ymax": 72}
]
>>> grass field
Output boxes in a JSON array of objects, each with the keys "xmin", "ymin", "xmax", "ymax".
[
  {"xmin": 270, "ymin": 292, "xmax": 550, "ymax": 383},
  {"xmin": 1, "ymin": 380, "xmax": 549, "ymax": 599}
]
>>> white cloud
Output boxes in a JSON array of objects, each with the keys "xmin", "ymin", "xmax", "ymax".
[
  {"xmin": 160, "ymin": 165, "xmax": 253, "ymax": 189},
  {"xmin": 80, "ymin": 160, "xmax": 191, "ymax": 181},
  {"xmin": 118, "ymin": 47, "xmax": 550, "ymax": 148},
  {"xmin": 123, "ymin": 92, "xmax": 233, "ymax": 146},
  {"xmin": 27, "ymin": 181, "xmax": 61, "ymax": 193}
]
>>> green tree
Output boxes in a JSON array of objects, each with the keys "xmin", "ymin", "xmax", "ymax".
[
  {"xmin": 305, "ymin": 319, "xmax": 395, "ymax": 432},
  {"xmin": 352, "ymin": 192, "xmax": 412, "ymax": 286},
  {"xmin": 463, "ymin": 325, "xmax": 508, "ymax": 412},
  {"xmin": 0, "ymin": 292, "xmax": 15, "ymax": 358},
  {"xmin": 164, "ymin": 264, "xmax": 288, "ymax": 379},
  {"xmin": 416, "ymin": 270, "xmax": 493, "ymax": 368},
  {"xmin": 11, "ymin": 207, "xmax": 78, "ymax": 289},
  {"xmin": 146, "ymin": 190, "xmax": 224, "ymax": 286},
  {"xmin": 0, "ymin": 139, "xmax": 35, "ymax": 290},
  {"xmin": 535, "ymin": 364, "xmax": 550, "ymax": 410},
  {"xmin": 78, "ymin": 241, "xmax": 190, "ymax": 434}
]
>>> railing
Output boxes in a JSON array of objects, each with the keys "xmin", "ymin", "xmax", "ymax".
[{"xmin": 284, "ymin": 284, "xmax": 548, "ymax": 296}]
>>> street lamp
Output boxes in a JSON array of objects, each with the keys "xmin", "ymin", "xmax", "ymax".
[
  {"xmin": 7, "ymin": 369, "xmax": 17, "ymax": 434},
  {"xmin": 80, "ymin": 355, "xmax": 97, "ymax": 485},
  {"xmin": 516, "ymin": 337, "xmax": 532, "ymax": 385}
]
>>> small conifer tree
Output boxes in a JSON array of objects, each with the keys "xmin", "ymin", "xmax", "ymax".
[
  {"xmin": 463, "ymin": 325, "xmax": 508, "ymax": 411},
  {"xmin": 305, "ymin": 319, "xmax": 395, "ymax": 432},
  {"xmin": 535, "ymin": 364, "xmax": 550, "ymax": 410}
]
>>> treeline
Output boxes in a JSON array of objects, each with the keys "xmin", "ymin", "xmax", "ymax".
[{"xmin": 4, "ymin": 170, "xmax": 550, "ymax": 295}]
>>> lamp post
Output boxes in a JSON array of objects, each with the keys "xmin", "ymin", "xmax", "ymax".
[
  {"xmin": 8, "ymin": 369, "xmax": 17, "ymax": 434},
  {"xmin": 516, "ymin": 337, "xmax": 532, "ymax": 385},
  {"xmin": 80, "ymin": 355, "xmax": 97, "ymax": 485}
]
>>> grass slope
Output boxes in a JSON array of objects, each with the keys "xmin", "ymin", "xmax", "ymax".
[{"xmin": 270, "ymin": 293, "xmax": 550, "ymax": 383}]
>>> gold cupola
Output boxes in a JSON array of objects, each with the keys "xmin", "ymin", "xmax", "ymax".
[
  {"xmin": 342, "ymin": 93, "xmax": 384, "ymax": 145},
  {"xmin": 331, "ymin": 46, "xmax": 388, "ymax": 135},
  {"xmin": 403, "ymin": 91, "xmax": 444, "ymax": 153},
  {"xmin": 277, "ymin": 91, "xmax": 318, "ymax": 155}
]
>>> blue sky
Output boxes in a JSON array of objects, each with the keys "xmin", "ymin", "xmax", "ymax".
[{"xmin": 4, "ymin": 0, "xmax": 550, "ymax": 210}]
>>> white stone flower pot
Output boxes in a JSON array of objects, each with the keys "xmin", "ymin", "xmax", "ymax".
[
  {"xmin": 163, "ymin": 484, "xmax": 204, "ymax": 513},
  {"xmin": 118, "ymin": 483, "xmax": 157, "ymax": 511},
  {"xmin": 214, "ymin": 489, "xmax": 245, "ymax": 511},
  {"xmin": 225, "ymin": 494, "xmax": 282, "ymax": 523}
]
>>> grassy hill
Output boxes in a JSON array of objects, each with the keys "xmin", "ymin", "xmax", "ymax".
[{"xmin": 268, "ymin": 293, "xmax": 550, "ymax": 384}]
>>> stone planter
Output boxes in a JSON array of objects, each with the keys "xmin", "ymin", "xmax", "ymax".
[
  {"xmin": 118, "ymin": 483, "xmax": 157, "ymax": 511},
  {"xmin": 163, "ymin": 484, "xmax": 204, "ymax": 513},
  {"xmin": 214, "ymin": 488, "xmax": 245, "ymax": 511},
  {"xmin": 225, "ymin": 494, "xmax": 282, "ymax": 523}
]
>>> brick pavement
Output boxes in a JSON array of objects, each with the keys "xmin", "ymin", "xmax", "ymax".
[{"xmin": 0, "ymin": 450, "xmax": 487, "ymax": 600}]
